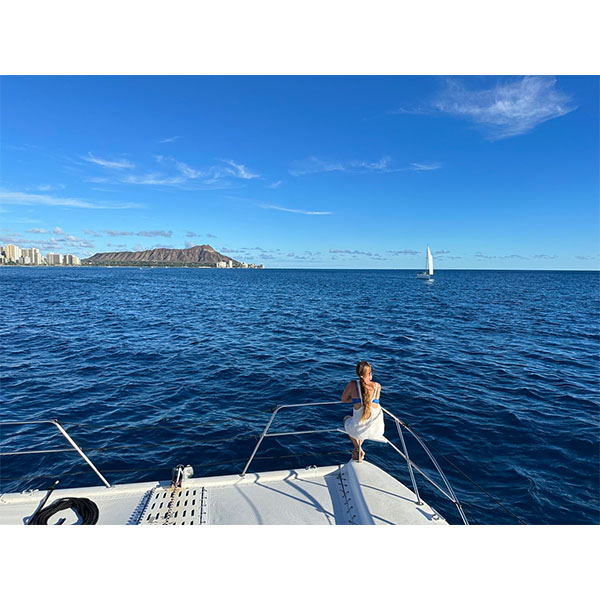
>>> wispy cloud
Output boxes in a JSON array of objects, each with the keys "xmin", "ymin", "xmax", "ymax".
[
  {"xmin": 409, "ymin": 162, "xmax": 441, "ymax": 171},
  {"xmin": 137, "ymin": 230, "xmax": 172, "ymax": 238},
  {"xmin": 534, "ymin": 254, "xmax": 558, "ymax": 259},
  {"xmin": 34, "ymin": 184, "xmax": 66, "ymax": 192},
  {"xmin": 387, "ymin": 249, "xmax": 419, "ymax": 256},
  {"xmin": 386, "ymin": 106, "xmax": 431, "ymax": 116},
  {"xmin": 329, "ymin": 249, "xmax": 383, "ymax": 257},
  {"xmin": 475, "ymin": 252, "xmax": 528, "ymax": 260},
  {"xmin": 113, "ymin": 157, "xmax": 260, "ymax": 190},
  {"xmin": 26, "ymin": 228, "xmax": 49, "ymax": 234},
  {"xmin": 221, "ymin": 159, "xmax": 259, "ymax": 180},
  {"xmin": 261, "ymin": 204, "xmax": 332, "ymax": 215},
  {"xmin": 158, "ymin": 136, "xmax": 182, "ymax": 144},
  {"xmin": 0, "ymin": 232, "xmax": 95, "ymax": 250},
  {"xmin": 104, "ymin": 230, "xmax": 172, "ymax": 238},
  {"xmin": 82, "ymin": 229, "xmax": 102, "ymax": 237},
  {"xmin": 186, "ymin": 231, "xmax": 217, "ymax": 239},
  {"xmin": 434, "ymin": 76, "xmax": 576, "ymax": 140},
  {"xmin": 290, "ymin": 155, "xmax": 441, "ymax": 176},
  {"xmin": 267, "ymin": 180, "xmax": 283, "ymax": 189},
  {"xmin": 105, "ymin": 230, "xmax": 133, "ymax": 237},
  {"xmin": 289, "ymin": 156, "xmax": 345, "ymax": 176},
  {"xmin": 0, "ymin": 189, "xmax": 140, "ymax": 210},
  {"xmin": 122, "ymin": 173, "xmax": 187, "ymax": 186},
  {"xmin": 83, "ymin": 152, "xmax": 134, "ymax": 169}
]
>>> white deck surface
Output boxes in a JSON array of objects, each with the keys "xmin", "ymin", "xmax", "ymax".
[{"xmin": 0, "ymin": 461, "xmax": 447, "ymax": 525}]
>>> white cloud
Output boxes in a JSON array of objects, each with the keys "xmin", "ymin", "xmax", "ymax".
[
  {"xmin": 35, "ymin": 184, "xmax": 66, "ymax": 191},
  {"xmin": 289, "ymin": 156, "xmax": 345, "ymax": 176},
  {"xmin": 434, "ymin": 76, "xmax": 576, "ymax": 140},
  {"xmin": 261, "ymin": 204, "xmax": 332, "ymax": 215},
  {"xmin": 267, "ymin": 180, "xmax": 283, "ymax": 189},
  {"xmin": 158, "ymin": 136, "xmax": 182, "ymax": 144},
  {"xmin": 387, "ymin": 249, "xmax": 419, "ymax": 256},
  {"xmin": 0, "ymin": 189, "xmax": 140, "ymax": 210},
  {"xmin": 221, "ymin": 159, "xmax": 260, "ymax": 180},
  {"xmin": 137, "ymin": 230, "xmax": 172, "ymax": 238},
  {"xmin": 330, "ymin": 249, "xmax": 382, "ymax": 257},
  {"xmin": 409, "ymin": 162, "xmax": 441, "ymax": 171},
  {"xmin": 0, "ymin": 190, "xmax": 97, "ymax": 208},
  {"xmin": 121, "ymin": 173, "xmax": 186, "ymax": 186},
  {"xmin": 290, "ymin": 155, "xmax": 441, "ymax": 175},
  {"xmin": 53, "ymin": 226, "xmax": 64, "ymax": 234},
  {"xmin": 386, "ymin": 106, "xmax": 431, "ymax": 116},
  {"xmin": 26, "ymin": 228, "xmax": 49, "ymax": 234},
  {"xmin": 83, "ymin": 152, "xmax": 134, "ymax": 169},
  {"xmin": 82, "ymin": 229, "xmax": 102, "ymax": 237},
  {"xmin": 122, "ymin": 159, "xmax": 259, "ymax": 188},
  {"xmin": 175, "ymin": 161, "xmax": 207, "ymax": 179}
]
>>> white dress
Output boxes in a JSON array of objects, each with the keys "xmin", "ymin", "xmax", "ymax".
[{"xmin": 343, "ymin": 381, "xmax": 386, "ymax": 442}]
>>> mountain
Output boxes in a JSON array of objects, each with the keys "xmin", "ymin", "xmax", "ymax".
[{"xmin": 84, "ymin": 245, "xmax": 242, "ymax": 266}]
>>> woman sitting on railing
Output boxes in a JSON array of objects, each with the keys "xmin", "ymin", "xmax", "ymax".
[{"xmin": 341, "ymin": 361, "xmax": 385, "ymax": 462}]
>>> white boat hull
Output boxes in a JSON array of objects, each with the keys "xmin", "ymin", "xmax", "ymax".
[{"xmin": 0, "ymin": 461, "xmax": 447, "ymax": 525}]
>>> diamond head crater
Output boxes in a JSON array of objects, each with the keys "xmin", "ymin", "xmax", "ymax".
[{"xmin": 83, "ymin": 245, "xmax": 263, "ymax": 268}]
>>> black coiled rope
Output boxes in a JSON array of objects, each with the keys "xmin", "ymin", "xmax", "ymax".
[{"xmin": 29, "ymin": 497, "xmax": 99, "ymax": 525}]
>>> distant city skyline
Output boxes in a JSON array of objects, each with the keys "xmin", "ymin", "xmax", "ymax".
[{"xmin": 1, "ymin": 75, "xmax": 598, "ymax": 269}]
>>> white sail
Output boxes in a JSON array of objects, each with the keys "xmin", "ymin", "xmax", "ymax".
[{"xmin": 427, "ymin": 245, "xmax": 434, "ymax": 275}]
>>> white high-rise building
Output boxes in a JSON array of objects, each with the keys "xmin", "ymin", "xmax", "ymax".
[
  {"xmin": 46, "ymin": 253, "xmax": 63, "ymax": 266},
  {"xmin": 21, "ymin": 248, "xmax": 43, "ymax": 265},
  {"xmin": 64, "ymin": 254, "xmax": 81, "ymax": 265},
  {"xmin": 4, "ymin": 244, "xmax": 22, "ymax": 263}
]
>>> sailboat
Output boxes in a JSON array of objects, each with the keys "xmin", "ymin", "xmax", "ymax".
[{"xmin": 416, "ymin": 245, "xmax": 434, "ymax": 282}]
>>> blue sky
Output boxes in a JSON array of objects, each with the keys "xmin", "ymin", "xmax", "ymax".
[{"xmin": 1, "ymin": 75, "xmax": 598, "ymax": 269}]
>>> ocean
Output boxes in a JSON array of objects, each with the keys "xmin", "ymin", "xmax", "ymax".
[{"xmin": 1, "ymin": 267, "xmax": 598, "ymax": 524}]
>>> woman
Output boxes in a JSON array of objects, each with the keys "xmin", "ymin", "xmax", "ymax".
[{"xmin": 341, "ymin": 361, "xmax": 385, "ymax": 462}]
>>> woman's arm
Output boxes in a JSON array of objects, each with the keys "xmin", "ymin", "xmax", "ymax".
[{"xmin": 341, "ymin": 381, "xmax": 354, "ymax": 403}]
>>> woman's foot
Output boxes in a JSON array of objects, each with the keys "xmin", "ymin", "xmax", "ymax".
[
  {"xmin": 351, "ymin": 448, "xmax": 359, "ymax": 461},
  {"xmin": 358, "ymin": 448, "xmax": 365, "ymax": 463}
]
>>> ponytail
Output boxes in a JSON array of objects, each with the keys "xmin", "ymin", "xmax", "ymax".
[{"xmin": 356, "ymin": 361, "xmax": 373, "ymax": 423}]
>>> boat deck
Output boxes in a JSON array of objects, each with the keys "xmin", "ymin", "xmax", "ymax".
[{"xmin": 0, "ymin": 460, "xmax": 447, "ymax": 525}]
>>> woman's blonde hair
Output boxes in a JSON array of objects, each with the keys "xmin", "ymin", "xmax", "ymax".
[{"xmin": 356, "ymin": 361, "xmax": 374, "ymax": 422}]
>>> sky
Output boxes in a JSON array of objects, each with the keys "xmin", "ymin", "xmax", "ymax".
[{"xmin": 1, "ymin": 75, "xmax": 598, "ymax": 269}]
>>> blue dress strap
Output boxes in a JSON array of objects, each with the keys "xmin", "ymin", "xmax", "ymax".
[{"xmin": 372, "ymin": 383, "xmax": 380, "ymax": 404}]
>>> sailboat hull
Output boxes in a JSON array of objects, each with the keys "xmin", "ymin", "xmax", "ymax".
[{"xmin": 416, "ymin": 246, "xmax": 434, "ymax": 280}]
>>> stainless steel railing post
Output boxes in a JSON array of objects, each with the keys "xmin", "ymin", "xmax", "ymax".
[
  {"xmin": 0, "ymin": 419, "xmax": 111, "ymax": 488},
  {"xmin": 240, "ymin": 400, "xmax": 343, "ymax": 477},
  {"xmin": 404, "ymin": 426, "xmax": 469, "ymax": 525},
  {"xmin": 395, "ymin": 419, "xmax": 422, "ymax": 505},
  {"xmin": 51, "ymin": 420, "xmax": 111, "ymax": 488},
  {"xmin": 240, "ymin": 405, "xmax": 282, "ymax": 477}
]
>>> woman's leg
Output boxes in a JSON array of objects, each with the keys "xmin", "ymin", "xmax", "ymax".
[
  {"xmin": 357, "ymin": 440, "xmax": 365, "ymax": 462},
  {"xmin": 349, "ymin": 436, "xmax": 359, "ymax": 459}
]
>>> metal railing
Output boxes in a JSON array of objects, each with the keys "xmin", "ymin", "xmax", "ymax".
[
  {"xmin": 240, "ymin": 400, "xmax": 469, "ymax": 524},
  {"xmin": 0, "ymin": 419, "xmax": 111, "ymax": 488}
]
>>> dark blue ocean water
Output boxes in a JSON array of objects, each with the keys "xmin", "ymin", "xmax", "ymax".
[{"xmin": 1, "ymin": 267, "xmax": 598, "ymax": 524}]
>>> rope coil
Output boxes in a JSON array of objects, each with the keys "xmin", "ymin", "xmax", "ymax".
[{"xmin": 28, "ymin": 497, "xmax": 99, "ymax": 525}]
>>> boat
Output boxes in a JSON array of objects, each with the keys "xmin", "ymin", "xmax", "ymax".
[
  {"xmin": 416, "ymin": 245, "xmax": 434, "ymax": 282},
  {"xmin": 0, "ymin": 401, "xmax": 468, "ymax": 525}
]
